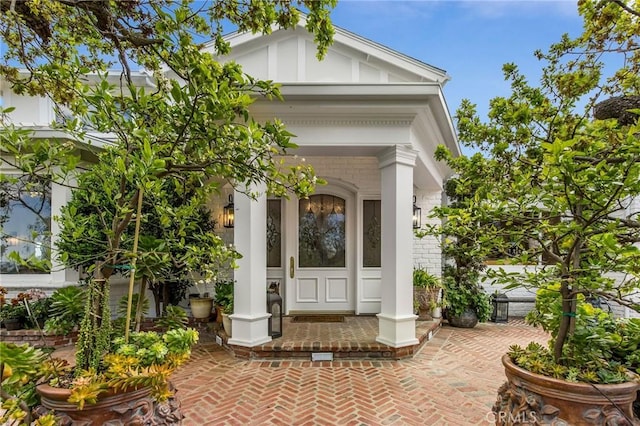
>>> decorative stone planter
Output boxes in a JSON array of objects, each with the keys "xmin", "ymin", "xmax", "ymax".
[
  {"xmin": 413, "ymin": 287, "xmax": 439, "ymax": 321},
  {"xmin": 447, "ymin": 308, "xmax": 478, "ymax": 328},
  {"xmin": 36, "ymin": 383, "xmax": 183, "ymax": 425},
  {"xmin": 189, "ymin": 297, "xmax": 213, "ymax": 320},
  {"xmin": 494, "ymin": 354, "xmax": 639, "ymax": 425}
]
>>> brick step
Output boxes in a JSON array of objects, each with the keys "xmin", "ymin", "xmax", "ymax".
[{"xmin": 219, "ymin": 319, "xmax": 442, "ymax": 361}]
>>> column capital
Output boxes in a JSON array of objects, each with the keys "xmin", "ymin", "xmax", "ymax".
[{"xmin": 377, "ymin": 145, "xmax": 418, "ymax": 169}]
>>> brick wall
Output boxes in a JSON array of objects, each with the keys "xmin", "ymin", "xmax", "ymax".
[{"xmin": 413, "ymin": 190, "xmax": 443, "ymax": 277}]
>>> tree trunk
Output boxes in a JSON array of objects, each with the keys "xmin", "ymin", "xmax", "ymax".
[
  {"xmin": 553, "ymin": 282, "xmax": 575, "ymax": 363},
  {"xmin": 134, "ymin": 277, "xmax": 147, "ymax": 332}
]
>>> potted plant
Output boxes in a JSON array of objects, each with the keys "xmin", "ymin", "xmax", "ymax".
[
  {"xmin": 0, "ymin": 298, "xmax": 27, "ymax": 331},
  {"xmin": 189, "ymin": 279, "xmax": 214, "ymax": 321},
  {"xmin": 437, "ymin": 0, "xmax": 640, "ymax": 422},
  {"xmin": 35, "ymin": 322, "xmax": 199, "ymax": 424},
  {"xmin": 22, "ymin": 289, "xmax": 51, "ymax": 329},
  {"xmin": 412, "ymin": 267, "xmax": 442, "ymax": 320},
  {"xmin": 441, "ymin": 271, "xmax": 492, "ymax": 328},
  {"xmin": 221, "ymin": 300, "xmax": 233, "ymax": 337},
  {"xmin": 419, "ymin": 174, "xmax": 493, "ymax": 329},
  {"xmin": 214, "ymin": 280, "xmax": 234, "ymax": 336}
]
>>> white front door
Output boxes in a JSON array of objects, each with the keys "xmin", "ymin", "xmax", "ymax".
[{"xmin": 287, "ymin": 190, "xmax": 354, "ymax": 312}]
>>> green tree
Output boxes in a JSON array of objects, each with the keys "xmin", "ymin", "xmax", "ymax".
[
  {"xmin": 418, "ymin": 158, "xmax": 494, "ymax": 323},
  {"xmin": 436, "ymin": 0, "xmax": 640, "ymax": 367},
  {"xmin": 1, "ymin": 0, "xmax": 336, "ymax": 372}
]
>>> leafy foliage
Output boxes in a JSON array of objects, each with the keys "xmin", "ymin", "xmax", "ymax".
[
  {"xmin": 441, "ymin": 274, "xmax": 492, "ymax": 322},
  {"xmin": 43, "ymin": 285, "xmax": 86, "ymax": 335},
  {"xmin": 1, "ymin": 0, "xmax": 336, "ymax": 377},
  {"xmin": 509, "ymin": 311, "xmax": 640, "ymax": 385},
  {"xmin": 433, "ymin": 0, "xmax": 640, "ymax": 379},
  {"xmin": 155, "ymin": 305, "xmax": 189, "ymax": 330},
  {"xmin": 213, "ymin": 280, "xmax": 235, "ymax": 313},
  {"xmin": 0, "ymin": 343, "xmax": 71, "ymax": 425},
  {"xmin": 418, "ymin": 155, "xmax": 493, "ymax": 323},
  {"xmin": 412, "ymin": 267, "xmax": 441, "ymax": 289},
  {"xmin": 67, "ymin": 328, "xmax": 199, "ymax": 408}
]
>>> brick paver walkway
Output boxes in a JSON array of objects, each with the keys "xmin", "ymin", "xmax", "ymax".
[{"xmin": 172, "ymin": 320, "xmax": 549, "ymax": 425}]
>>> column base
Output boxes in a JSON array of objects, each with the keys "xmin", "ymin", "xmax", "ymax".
[
  {"xmin": 227, "ymin": 313, "xmax": 272, "ymax": 347},
  {"xmin": 376, "ymin": 313, "xmax": 419, "ymax": 348}
]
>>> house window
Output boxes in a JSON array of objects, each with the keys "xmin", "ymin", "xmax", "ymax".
[
  {"xmin": 0, "ymin": 175, "xmax": 52, "ymax": 274},
  {"xmin": 362, "ymin": 200, "xmax": 381, "ymax": 267},
  {"xmin": 266, "ymin": 199, "xmax": 282, "ymax": 268}
]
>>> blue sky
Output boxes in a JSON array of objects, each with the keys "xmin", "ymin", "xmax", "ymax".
[{"xmin": 327, "ymin": 1, "xmax": 584, "ymax": 122}]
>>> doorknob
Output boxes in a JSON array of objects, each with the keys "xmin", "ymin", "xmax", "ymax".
[{"xmin": 290, "ymin": 256, "xmax": 295, "ymax": 278}]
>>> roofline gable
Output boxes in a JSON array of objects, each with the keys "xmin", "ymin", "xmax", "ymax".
[{"xmin": 209, "ymin": 16, "xmax": 450, "ymax": 85}]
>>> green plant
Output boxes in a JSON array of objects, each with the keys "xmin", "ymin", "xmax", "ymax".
[
  {"xmin": 222, "ymin": 300, "xmax": 234, "ymax": 315},
  {"xmin": 430, "ymin": 0, "xmax": 640, "ymax": 383},
  {"xmin": 112, "ymin": 293, "xmax": 151, "ymax": 334},
  {"xmin": 441, "ymin": 274, "xmax": 492, "ymax": 322},
  {"xmin": 156, "ymin": 305, "xmax": 189, "ymax": 330},
  {"xmin": 43, "ymin": 285, "xmax": 86, "ymax": 335},
  {"xmin": 520, "ymin": 287, "xmax": 640, "ymax": 384},
  {"xmin": 24, "ymin": 298, "xmax": 52, "ymax": 329},
  {"xmin": 412, "ymin": 267, "xmax": 441, "ymax": 288},
  {"xmin": 66, "ymin": 327, "xmax": 199, "ymax": 409},
  {"xmin": 213, "ymin": 280, "xmax": 234, "ymax": 311},
  {"xmin": 0, "ymin": 300, "xmax": 27, "ymax": 322},
  {"xmin": 1, "ymin": 0, "xmax": 335, "ymax": 419},
  {"xmin": 116, "ymin": 293, "xmax": 149, "ymax": 323},
  {"xmin": 0, "ymin": 342, "xmax": 67, "ymax": 425}
]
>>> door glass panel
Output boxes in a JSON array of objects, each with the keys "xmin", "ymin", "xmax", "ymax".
[
  {"xmin": 299, "ymin": 195, "xmax": 345, "ymax": 267},
  {"xmin": 266, "ymin": 199, "xmax": 282, "ymax": 267},
  {"xmin": 363, "ymin": 200, "xmax": 381, "ymax": 267}
]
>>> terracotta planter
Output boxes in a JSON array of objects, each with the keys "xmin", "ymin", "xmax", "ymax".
[
  {"xmin": 494, "ymin": 354, "xmax": 639, "ymax": 425},
  {"xmin": 447, "ymin": 308, "xmax": 478, "ymax": 328},
  {"xmin": 214, "ymin": 305, "xmax": 223, "ymax": 323},
  {"xmin": 189, "ymin": 297, "xmax": 213, "ymax": 320},
  {"xmin": 36, "ymin": 383, "xmax": 183, "ymax": 425}
]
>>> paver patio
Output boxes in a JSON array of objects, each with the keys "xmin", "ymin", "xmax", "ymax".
[{"xmin": 171, "ymin": 319, "xmax": 549, "ymax": 425}]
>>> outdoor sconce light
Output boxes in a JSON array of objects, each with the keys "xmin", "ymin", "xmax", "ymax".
[
  {"xmin": 490, "ymin": 292, "xmax": 509, "ymax": 323},
  {"xmin": 223, "ymin": 195, "xmax": 234, "ymax": 228},
  {"xmin": 412, "ymin": 196, "xmax": 422, "ymax": 229},
  {"xmin": 267, "ymin": 282, "xmax": 282, "ymax": 338}
]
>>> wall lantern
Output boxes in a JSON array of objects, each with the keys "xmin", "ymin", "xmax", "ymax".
[
  {"xmin": 490, "ymin": 292, "xmax": 509, "ymax": 323},
  {"xmin": 223, "ymin": 195, "xmax": 234, "ymax": 228},
  {"xmin": 266, "ymin": 282, "xmax": 282, "ymax": 338},
  {"xmin": 412, "ymin": 196, "xmax": 422, "ymax": 229}
]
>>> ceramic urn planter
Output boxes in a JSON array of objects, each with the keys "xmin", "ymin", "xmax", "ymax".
[
  {"xmin": 493, "ymin": 354, "xmax": 639, "ymax": 425},
  {"xmin": 189, "ymin": 297, "xmax": 213, "ymax": 320},
  {"xmin": 36, "ymin": 383, "xmax": 183, "ymax": 425}
]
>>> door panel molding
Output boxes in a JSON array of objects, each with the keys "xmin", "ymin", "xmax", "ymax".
[
  {"xmin": 296, "ymin": 277, "xmax": 319, "ymax": 303},
  {"xmin": 325, "ymin": 277, "xmax": 349, "ymax": 302}
]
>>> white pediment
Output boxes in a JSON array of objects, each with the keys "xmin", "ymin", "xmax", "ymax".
[{"xmin": 207, "ymin": 25, "xmax": 449, "ymax": 84}]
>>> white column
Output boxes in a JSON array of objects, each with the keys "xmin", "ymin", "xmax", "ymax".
[
  {"xmin": 228, "ymin": 183, "xmax": 272, "ymax": 347},
  {"xmin": 376, "ymin": 146, "xmax": 419, "ymax": 347}
]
